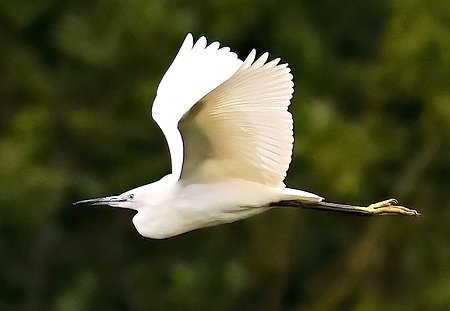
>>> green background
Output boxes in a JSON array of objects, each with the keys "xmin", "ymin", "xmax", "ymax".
[{"xmin": 1, "ymin": 0, "xmax": 449, "ymax": 310}]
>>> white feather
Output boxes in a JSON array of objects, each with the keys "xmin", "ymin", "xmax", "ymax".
[
  {"xmin": 152, "ymin": 34, "xmax": 242, "ymax": 178},
  {"xmin": 179, "ymin": 49, "xmax": 295, "ymax": 186}
]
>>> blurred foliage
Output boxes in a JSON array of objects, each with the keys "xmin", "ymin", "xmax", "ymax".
[{"xmin": 0, "ymin": 0, "xmax": 449, "ymax": 310}]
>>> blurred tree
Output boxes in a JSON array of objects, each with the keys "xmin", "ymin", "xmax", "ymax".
[{"xmin": 0, "ymin": 0, "xmax": 449, "ymax": 310}]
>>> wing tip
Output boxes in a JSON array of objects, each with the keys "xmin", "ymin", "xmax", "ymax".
[{"xmin": 183, "ymin": 33, "xmax": 194, "ymax": 48}]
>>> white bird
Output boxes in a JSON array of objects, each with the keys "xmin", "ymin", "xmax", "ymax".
[{"xmin": 74, "ymin": 33, "xmax": 419, "ymax": 239}]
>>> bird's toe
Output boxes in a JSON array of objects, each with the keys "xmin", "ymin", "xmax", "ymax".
[{"xmin": 367, "ymin": 199, "xmax": 420, "ymax": 216}]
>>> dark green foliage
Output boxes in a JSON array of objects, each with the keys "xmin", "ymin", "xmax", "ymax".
[{"xmin": 0, "ymin": 0, "xmax": 449, "ymax": 310}]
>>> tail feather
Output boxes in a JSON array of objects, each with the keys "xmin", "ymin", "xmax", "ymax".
[{"xmin": 281, "ymin": 187, "xmax": 323, "ymax": 203}]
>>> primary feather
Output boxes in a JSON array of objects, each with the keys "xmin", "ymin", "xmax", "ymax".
[{"xmin": 152, "ymin": 34, "xmax": 242, "ymax": 178}]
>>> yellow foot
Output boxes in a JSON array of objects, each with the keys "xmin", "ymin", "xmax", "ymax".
[{"xmin": 367, "ymin": 198, "xmax": 420, "ymax": 216}]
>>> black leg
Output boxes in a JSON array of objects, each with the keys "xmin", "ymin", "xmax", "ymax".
[{"xmin": 272, "ymin": 198, "xmax": 420, "ymax": 216}]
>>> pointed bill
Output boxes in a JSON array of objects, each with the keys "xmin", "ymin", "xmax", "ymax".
[{"xmin": 73, "ymin": 195, "xmax": 130, "ymax": 207}]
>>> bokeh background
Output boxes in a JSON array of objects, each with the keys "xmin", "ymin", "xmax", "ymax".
[{"xmin": 1, "ymin": 0, "xmax": 449, "ymax": 310}]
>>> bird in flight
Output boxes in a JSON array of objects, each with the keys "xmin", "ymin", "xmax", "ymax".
[{"xmin": 74, "ymin": 34, "xmax": 419, "ymax": 239}]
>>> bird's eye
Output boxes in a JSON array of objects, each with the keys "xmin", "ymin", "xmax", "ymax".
[{"xmin": 129, "ymin": 194, "xmax": 134, "ymax": 200}]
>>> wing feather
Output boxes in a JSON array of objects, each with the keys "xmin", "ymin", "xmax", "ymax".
[
  {"xmin": 152, "ymin": 34, "xmax": 243, "ymax": 178},
  {"xmin": 179, "ymin": 50, "xmax": 295, "ymax": 186}
]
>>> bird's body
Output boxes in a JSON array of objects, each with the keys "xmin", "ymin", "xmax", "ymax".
[
  {"xmin": 74, "ymin": 33, "xmax": 419, "ymax": 239},
  {"xmin": 128, "ymin": 174, "xmax": 321, "ymax": 239}
]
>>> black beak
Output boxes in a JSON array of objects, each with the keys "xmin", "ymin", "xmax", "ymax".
[{"xmin": 73, "ymin": 195, "xmax": 127, "ymax": 207}]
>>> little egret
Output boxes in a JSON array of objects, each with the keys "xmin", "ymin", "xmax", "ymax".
[{"xmin": 74, "ymin": 33, "xmax": 419, "ymax": 239}]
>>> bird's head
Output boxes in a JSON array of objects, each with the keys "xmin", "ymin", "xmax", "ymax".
[
  {"xmin": 73, "ymin": 174, "xmax": 177, "ymax": 211},
  {"xmin": 73, "ymin": 175, "xmax": 180, "ymax": 239}
]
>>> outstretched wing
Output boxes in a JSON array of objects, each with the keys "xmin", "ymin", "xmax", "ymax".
[
  {"xmin": 179, "ymin": 50, "xmax": 295, "ymax": 186},
  {"xmin": 152, "ymin": 34, "xmax": 243, "ymax": 178}
]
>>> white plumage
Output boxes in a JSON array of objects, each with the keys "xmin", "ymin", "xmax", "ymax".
[
  {"xmin": 74, "ymin": 33, "xmax": 419, "ymax": 239},
  {"xmin": 152, "ymin": 34, "xmax": 243, "ymax": 178}
]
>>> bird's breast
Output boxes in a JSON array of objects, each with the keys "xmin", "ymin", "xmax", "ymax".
[{"xmin": 132, "ymin": 179, "xmax": 283, "ymax": 239}]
